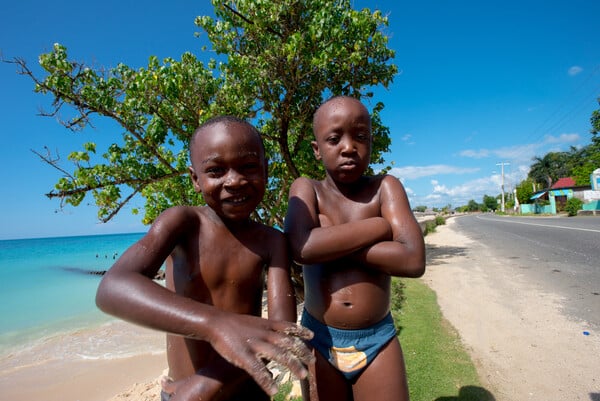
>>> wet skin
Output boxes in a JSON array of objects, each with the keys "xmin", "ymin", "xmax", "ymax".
[
  {"xmin": 96, "ymin": 119, "xmax": 315, "ymax": 401},
  {"xmin": 285, "ymin": 97, "xmax": 425, "ymax": 401}
]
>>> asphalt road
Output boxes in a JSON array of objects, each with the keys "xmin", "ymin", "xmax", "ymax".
[{"xmin": 451, "ymin": 214, "xmax": 600, "ymax": 329}]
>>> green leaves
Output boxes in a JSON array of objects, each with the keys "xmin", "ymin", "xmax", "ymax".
[{"xmin": 22, "ymin": 0, "xmax": 398, "ymax": 226}]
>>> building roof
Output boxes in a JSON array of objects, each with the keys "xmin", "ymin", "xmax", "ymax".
[{"xmin": 551, "ymin": 177, "xmax": 576, "ymax": 189}]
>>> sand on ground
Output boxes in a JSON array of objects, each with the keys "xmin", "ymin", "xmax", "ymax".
[
  {"xmin": 2, "ymin": 216, "xmax": 598, "ymax": 400},
  {"xmin": 423, "ymin": 217, "xmax": 599, "ymax": 401}
]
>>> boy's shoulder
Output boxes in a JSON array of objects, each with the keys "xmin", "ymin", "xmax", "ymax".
[
  {"xmin": 159, "ymin": 204, "xmax": 204, "ymax": 220},
  {"xmin": 292, "ymin": 176, "xmax": 319, "ymax": 185},
  {"xmin": 151, "ymin": 205, "xmax": 205, "ymax": 232},
  {"xmin": 250, "ymin": 220, "xmax": 287, "ymax": 242}
]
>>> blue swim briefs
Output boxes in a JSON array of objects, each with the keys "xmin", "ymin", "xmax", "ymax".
[{"xmin": 301, "ymin": 309, "xmax": 397, "ymax": 381}]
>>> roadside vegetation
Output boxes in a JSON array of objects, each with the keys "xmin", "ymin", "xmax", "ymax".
[{"xmin": 394, "ymin": 279, "xmax": 495, "ymax": 401}]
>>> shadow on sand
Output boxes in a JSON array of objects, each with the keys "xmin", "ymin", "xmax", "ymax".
[
  {"xmin": 434, "ymin": 385, "xmax": 496, "ymax": 401},
  {"xmin": 589, "ymin": 393, "xmax": 600, "ymax": 401},
  {"xmin": 425, "ymin": 243, "xmax": 469, "ymax": 266}
]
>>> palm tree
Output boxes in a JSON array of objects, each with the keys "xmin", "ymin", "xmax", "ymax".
[
  {"xmin": 529, "ymin": 152, "xmax": 570, "ymax": 189},
  {"xmin": 529, "ymin": 154, "xmax": 555, "ymax": 189}
]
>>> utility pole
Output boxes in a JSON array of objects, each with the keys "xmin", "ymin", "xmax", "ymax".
[{"xmin": 496, "ymin": 162, "xmax": 510, "ymax": 212}]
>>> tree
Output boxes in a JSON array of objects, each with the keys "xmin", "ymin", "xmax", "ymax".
[
  {"xmin": 467, "ymin": 199, "xmax": 480, "ymax": 212},
  {"xmin": 10, "ymin": 0, "xmax": 397, "ymax": 227},
  {"xmin": 482, "ymin": 194, "xmax": 497, "ymax": 211},
  {"xmin": 515, "ymin": 178, "xmax": 534, "ymax": 205},
  {"xmin": 528, "ymin": 152, "xmax": 571, "ymax": 189},
  {"xmin": 572, "ymin": 99, "xmax": 600, "ymax": 185}
]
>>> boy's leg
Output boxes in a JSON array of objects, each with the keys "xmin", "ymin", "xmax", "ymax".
[
  {"xmin": 302, "ymin": 348, "xmax": 352, "ymax": 401},
  {"xmin": 352, "ymin": 337, "xmax": 409, "ymax": 401},
  {"xmin": 227, "ymin": 377, "xmax": 270, "ymax": 401}
]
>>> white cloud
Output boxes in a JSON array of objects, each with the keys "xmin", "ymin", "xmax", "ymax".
[
  {"xmin": 389, "ymin": 165, "xmax": 480, "ymax": 180},
  {"xmin": 458, "ymin": 133, "xmax": 581, "ymax": 164},
  {"xmin": 459, "ymin": 149, "xmax": 490, "ymax": 159},
  {"xmin": 400, "ymin": 133, "xmax": 415, "ymax": 145},
  {"xmin": 543, "ymin": 133, "xmax": 580, "ymax": 144},
  {"xmin": 568, "ymin": 66, "xmax": 583, "ymax": 76}
]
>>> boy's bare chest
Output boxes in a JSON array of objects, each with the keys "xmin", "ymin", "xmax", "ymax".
[
  {"xmin": 172, "ymin": 228, "xmax": 266, "ymax": 294},
  {"xmin": 317, "ymin": 189, "xmax": 381, "ymax": 224}
]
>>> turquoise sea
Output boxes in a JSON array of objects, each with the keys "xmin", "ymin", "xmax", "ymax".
[{"xmin": 0, "ymin": 232, "xmax": 165, "ymax": 365}]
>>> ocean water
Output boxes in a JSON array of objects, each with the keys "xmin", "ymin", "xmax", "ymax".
[{"xmin": 0, "ymin": 232, "xmax": 165, "ymax": 363}]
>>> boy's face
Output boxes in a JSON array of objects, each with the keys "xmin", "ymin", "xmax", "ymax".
[
  {"xmin": 312, "ymin": 98, "xmax": 372, "ymax": 184},
  {"xmin": 189, "ymin": 122, "xmax": 267, "ymax": 222}
]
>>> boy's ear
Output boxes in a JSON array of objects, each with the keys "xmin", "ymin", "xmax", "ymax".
[
  {"xmin": 311, "ymin": 141, "xmax": 321, "ymax": 160},
  {"xmin": 188, "ymin": 166, "xmax": 202, "ymax": 193}
]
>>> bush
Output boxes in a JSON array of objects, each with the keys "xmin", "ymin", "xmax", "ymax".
[
  {"xmin": 435, "ymin": 216, "xmax": 446, "ymax": 226},
  {"xmin": 424, "ymin": 220, "xmax": 437, "ymax": 235},
  {"xmin": 565, "ymin": 197, "xmax": 584, "ymax": 216}
]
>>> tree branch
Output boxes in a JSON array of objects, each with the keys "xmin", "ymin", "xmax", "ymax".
[{"xmin": 44, "ymin": 170, "xmax": 184, "ymax": 199}]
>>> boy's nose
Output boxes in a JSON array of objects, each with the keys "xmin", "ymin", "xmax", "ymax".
[
  {"xmin": 224, "ymin": 170, "xmax": 247, "ymax": 187},
  {"xmin": 340, "ymin": 138, "xmax": 357, "ymax": 153}
]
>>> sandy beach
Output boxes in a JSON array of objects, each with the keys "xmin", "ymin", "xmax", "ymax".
[
  {"xmin": 2, "ymin": 216, "xmax": 598, "ymax": 400},
  {"xmin": 0, "ymin": 320, "xmax": 166, "ymax": 401}
]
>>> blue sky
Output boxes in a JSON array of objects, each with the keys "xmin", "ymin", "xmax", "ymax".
[{"xmin": 1, "ymin": 1, "xmax": 599, "ymax": 240}]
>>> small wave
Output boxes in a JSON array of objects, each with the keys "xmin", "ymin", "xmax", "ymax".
[{"xmin": 0, "ymin": 320, "xmax": 164, "ymax": 374}]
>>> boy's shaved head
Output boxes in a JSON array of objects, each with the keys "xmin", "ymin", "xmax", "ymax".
[
  {"xmin": 313, "ymin": 95, "xmax": 370, "ymax": 134},
  {"xmin": 190, "ymin": 116, "xmax": 265, "ymax": 161}
]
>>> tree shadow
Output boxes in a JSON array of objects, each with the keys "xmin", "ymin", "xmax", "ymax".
[
  {"xmin": 435, "ymin": 385, "xmax": 496, "ymax": 401},
  {"xmin": 589, "ymin": 393, "xmax": 600, "ymax": 401},
  {"xmin": 426, "ymin": 244, "xmax": 469, "ymax": 265}
]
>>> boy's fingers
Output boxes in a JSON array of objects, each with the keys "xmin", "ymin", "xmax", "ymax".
[
  {"xmin": 280, "ymin": 323, "xmax": 314, "ymax": 340},
  {"xmin": 241, "ymin": 355, "xmax": 279, "ymax": 396},
  {"xmin": 270, "ymin": 328, "xmax": 315, "ymax": 363},
  {"xmin": 253, "ymin": 335, "xmax": 313, "ymax": 380}
]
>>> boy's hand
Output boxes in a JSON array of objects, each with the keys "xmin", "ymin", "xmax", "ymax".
[{"xmin": 207, "ymin": 313, "xmax": 315, "ymax": 396}]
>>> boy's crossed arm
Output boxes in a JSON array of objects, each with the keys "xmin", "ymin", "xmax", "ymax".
[
  {"xmin": 286, "ymin": 175, "xmax": 425, "ymax": 278},
  {"xmin": 285, "ymin": 177, "xmax": 391, "ymax": 264},
  {"xmin": 350, "ymin": 175, "xmax": 425, "ymax": 277}
]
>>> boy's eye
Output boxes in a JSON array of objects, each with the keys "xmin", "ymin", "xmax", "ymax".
[
  {"xmin": 356, "ymin": 133, "xmax": 369, "ymax": 142},
  {"xmin": 326, "ymin": 136, "xmax": 340, "ymax": 144},
  {"xmin": 205, "ymin": 167, "xmax": 225, "ymax": 177}
]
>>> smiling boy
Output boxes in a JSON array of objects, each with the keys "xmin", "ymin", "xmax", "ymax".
[{"xmin": 96, "ymin": 116, "xmax": 314, "ymax": 401}]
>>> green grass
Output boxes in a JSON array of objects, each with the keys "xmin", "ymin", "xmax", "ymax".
[{"xmin": 393, "ymin": 278, "xmax": 495, "ymax": 401}]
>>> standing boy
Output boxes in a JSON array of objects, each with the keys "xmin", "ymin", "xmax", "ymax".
[
  {"xmin": 96, "ymin": 116, "xmax": 314, "ymax": 401},
  {"xmin": 285, "ymin": 96, "xmax": 426, "ymax": 401}
]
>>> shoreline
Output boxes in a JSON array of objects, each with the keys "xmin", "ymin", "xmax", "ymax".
[{"xmin": 0, "ymin": 320, "xmax": 166, "ymax": 401}]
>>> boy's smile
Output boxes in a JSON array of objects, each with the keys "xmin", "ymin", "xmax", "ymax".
[{"xmin": 189, "ymin": 121, "xmax": 267, "ymax": 222}]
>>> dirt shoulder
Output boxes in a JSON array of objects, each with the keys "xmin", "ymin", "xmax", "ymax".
[{"xmin": 422, "ymin": 217, "xmax": 599, "ymax": 401}]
